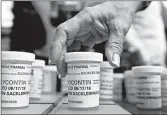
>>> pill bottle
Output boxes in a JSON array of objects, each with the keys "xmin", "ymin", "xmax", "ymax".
[
  {"xmin": 30, "ymin": 60, "xmax": 45, "ymax": 99},
  {"xmin": 43, "ymin": 66, "xmax": 57, "ymax": 93},
  {"xmin": 61, "ymin": 77, "xmax": 68, "ymax": 94},
  {"xmin": 124, "ymin": 70, "xmax": 136, "ymax": 104},
  {"xmin": 161, "ymin": 69, "xmax": 167, "ymax": 111},
  {"xmin": 132, "ymin": 66, "xmax": 163, "ymax": 110},
  {"xmin": 100, "ymin": 61, "xmax": 113, "ymax": 101},
  {"xmin": 1, "ymin": 51, "xmax": 35, "ymax": 108},
  {"xmin": 65, "ymin": 52, "xmax": 103, "ymax": 110},
  {"xmin": 113, "ymin": 73, "xmax": 124, "ymax": 102}
]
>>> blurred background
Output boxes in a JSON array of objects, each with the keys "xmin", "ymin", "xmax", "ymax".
[{"xmin": 2, "ymin": 1, "xmax": 167, "ymax": 72}]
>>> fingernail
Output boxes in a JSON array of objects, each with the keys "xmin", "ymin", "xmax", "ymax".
[
  {"xmin": 58, "ymin": 74, "xmax": 61, "ymax": 79},
  {"xmin": 111, "ymin": 53, "xmax": 120, "ymax": 68},
  {"xmin": 49, "ymin": 61, "xmax": 55, "ymax": 65}
]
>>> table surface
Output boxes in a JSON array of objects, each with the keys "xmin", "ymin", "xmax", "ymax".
[
  {"xmin": 49, "ymin": 104, "xmax": 131, "ymax": 114},
  {"xmin": 2, "ymin": 104, "xmax": 53, "ymax": 114},
  {"xmin": 117, "ymin": 102, "xmax": 167, "ymax": 115},
  {"xmin": 29, "ymin": 93, "xmax": 63, "ymax": 104}
]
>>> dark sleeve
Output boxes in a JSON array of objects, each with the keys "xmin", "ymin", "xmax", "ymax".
[{"xmin": 10, "ymin": 1, "xmax": 46, "ymax": 53}]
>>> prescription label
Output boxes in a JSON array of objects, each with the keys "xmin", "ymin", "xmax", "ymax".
[
  {"xmin": 162, "ymin": 76, "xmax": 167, "ymax": 106},
  {"xmin": 30, "ymin": 68, "xmax": 43, "ymax": 98},
  {"xmin": 67, "ymin": 63, "xmax": 100, "ymax": 108},
  {"xmin": 1, "ymin": 63, "xmax": 32, "ymax": 107},
  {"xmin": 135, "ymin": 75, "xmax": 161, "ymax": 109}
]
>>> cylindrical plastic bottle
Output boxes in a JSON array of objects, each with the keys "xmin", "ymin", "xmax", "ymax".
[
  {"xmin": 65, "ymin": 52, "xmax": 103, "ymax": 110},
  {"xmin": 1, "ymin": 51, "xmax": 35, "ymax": 108},
  {"xmin": 43, "ymin": 66, "xmax": 57, "ymax": 93},
  {"xmin": 30, "ymin": 59, "xmax": 45, "ymax": 99},
  {"xmin": 113, "ymin": 73, "xmax": 124, "ymax": 102},
  {"xmin": 132, "ymin": 66, "xmax": 163, "ymax": 110},
  {"xmin": 124, "ymin": 70, "xmax": 136, "ymax": 104},
  {"xmin": 100, "ymin": 61, "xmax": 114, "ymax": 101},
  {"xmin": 161, "ymin": 68, "xmax": 167, "ymax": 111}
]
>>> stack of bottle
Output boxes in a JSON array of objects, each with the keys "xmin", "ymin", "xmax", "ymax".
[
  {"xmin": 100, "ymin": 61, "xmax": 114, "ymax": 100},
  {"xmin": 124, "ymin": 70, "xmax": 136, "ymax": 104},
  {"xmin": 1, "ymin": 51, "xmax": 58, "ymax": 108},
  {"xmin": 113, "ymin": 73, "xmax": 124, "ymax": 102}
]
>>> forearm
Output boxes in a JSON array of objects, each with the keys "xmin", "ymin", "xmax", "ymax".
[{"xmin": 32, "ymin": 1, "xmax": 51, "ymax": 31}]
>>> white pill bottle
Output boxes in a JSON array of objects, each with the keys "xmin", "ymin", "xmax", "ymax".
[
  {"xmin": 124, "ymin": 70, "xmax": 136, "ymax": 104},
  {"xmin": 161, "ymin": 69, "xmax": 167, "ymax": 111},
  {"xmin": 30, "ymin": 60, "xmax": 45, "ymax": 99},
  {"xmin": 43, "ymin": 66, "xmax": 57, "ymax": 93},
  {"xmin": 61, "ymin": 76, "xmax": 68, "ymax": 94},
  {"xmin": 113, "ymin": 73, "xmax": 124, "ymax": 102},
  {"xmin": 100, "ymin": 61, "xmax": 113, "ymax": 100},
  {"xmin": 132, "ymin": 66, "xmax": 163, "ymax": 110},
  {"xmin": 65, "ymin": 52, "xmax": 103, "ymax": 110},
  {"xmin": 1, "ymin": 51, "xmax": 35, "ymax": 108}
]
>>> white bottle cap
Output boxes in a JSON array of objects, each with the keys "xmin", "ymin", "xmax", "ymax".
[
  {"xmin": 124, "ymin": 70, "xmax": 133, "ymax": 76},
  {"xmin": 2, "ymin": 51, "xmax": 35, "ymax": 62},
  {"xmin": 32, "ymin": 59, "xmax": 45, "ymax": 67},
  {"xmin": 65, "ymin": 52, "xmax": 103, "ymax": 63},
  {"xmin": 43, "ymin": 65, "xmax": 57, "ymax": 72},
  {"xmin": 113, "ymin": 73, "xmax": 124, "ymax": 78},
  {"xmin": 101, "ymin": 61, "xmax": 114, "ymax": 69},
  {"xmin": 132, "ymin": 66, "xmax": 164, "ymax": 74},
  {"xmin": 162, "ymin": 68, "xmax": 167, "ymax": 76}
]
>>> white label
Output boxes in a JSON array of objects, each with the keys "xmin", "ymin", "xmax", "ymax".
[
  {"xmin": 125, "ymin": 77, "xmax": 136, "ymax": 103},
  {"xmin": 62, "ymin": 77, "xmax": 68, "ymax": 93},
  {"xmin": 67, "ymin": 63, "xmax": 100, "ymax": 108},
  {"xmin": 113, "ymin": 78, "xmax": 123, "ymax": 101},
  {"xmin": 1, "ymin": 63, "xmax": 32, "ymax": 107},
  {"xmin": 100, "ymin": 77, "xmax": 113, "ymax": 89},
  {"xmin": 135, "ymin": 75, "xmax": 161, "ymax": 109},
  {"xmin": 162, "ymin": 76, "xmax": 167, "ymax": 106},
  {"xmin": 30, "ymin": 68, "xmax": 43, "ymax": 98},
  {"xmin": 43, "ymin": 72, "xmax": 57, "ymax": 92}
]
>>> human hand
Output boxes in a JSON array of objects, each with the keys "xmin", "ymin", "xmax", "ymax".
[{"xmin": 50, "ymin": 1, "xmax": 142, "ymax": 78}]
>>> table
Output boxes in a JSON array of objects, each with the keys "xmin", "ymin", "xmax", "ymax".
[
  {"xmin": 49, "ymin": 104, "xmax": 131, "ymax": 114},
  {"xmin": 117, "ymin": 102, "xmax": 167, "ymax": 115},
  {"xmin": 30, "ymin": 93, "xmax": 63, "ymax": 105},
  {"xmin": 2, "ymin": 104, "xmax": 53, "ymax": 114}
]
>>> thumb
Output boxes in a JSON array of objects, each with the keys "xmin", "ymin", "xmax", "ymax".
[
  {"xmin": 105, "ymin": 33, "xmax": 124, "ymax": 68},
  {"xmin": 105, "ymin": 15, "xmax": 131, "ymax": 68}
]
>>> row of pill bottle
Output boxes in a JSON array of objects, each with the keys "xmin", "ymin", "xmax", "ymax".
[
  {"xmin": 2, "ymin": 51, "xmax": 35, "ymax": 108},
  {"xmin": 124, "ymin": 70, "xmax": 136, "ymax": 104},
  {"xmin": 65, "ymin": 52, "xmax": 103, "ymax": 110},
  {"xmin": 100, "ymin": 61, "xmax": 114, "ymax": 101},
  {"xmin": 61, "ymin": 77, "xmax": 68, "ymax": 93},
  {"xmin": 113, "ymin": 73, "xmax": 124, "ymax": 102},
  {"xmin": 161, "ymin": 69, "xmax": 167, "ymax": 111},
  {"xmin": 132, "ymin": 66, "xmax": 163, "ymax": 110},
  {"xmin": 30, "ymin": 60, "xmax": 45, "ymax": 100},
  {"xmin": 42, "ymin": 66, "xmax": 57, "ymax": 93}
]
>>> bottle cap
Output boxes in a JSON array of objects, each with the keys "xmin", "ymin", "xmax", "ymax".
[
  {"xmin": 2, "ymin": 51, "xmax": 35, "ymax": 62},
  {"xmin": 65, "ymin": 52, "xmax": 103, "ymax": 62},
  {"xmin": 43, "ymin": 65, "xmax": 57, "ymax": 72},
  {"xmin": 161, "ymin": 68, "xmax": 167, "ymax": 76},
  {"xmin": 101, "ymin": 61, "xmax": 114, "ymax": 69},
  {"xmin": 32, "ymin": 60, "xmax": 45, "ymax": 67},
  {"xmin": 124, "ymin": 70, "xmax": 133, "ymax": 76},
  {"xmin": 132, "ymin": 66, "xmax": 164, "ymax": 74}
]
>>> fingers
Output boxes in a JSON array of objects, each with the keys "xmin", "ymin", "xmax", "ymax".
[
  {"xmin": 50, "ymin": 17, "xmax": 80, "ymax": 77},
  {"xmin": 105, "ymin": 17, "xmax": 126, "ymax": 68},
  {"xmin": 58, "ymin": 45, "xmax": 67, "ymax": 78},
  {"xmin": 105, "ymin": 33, "xmax": 123, "ymax": 68},
  {"xmin": 50, "ymin": 26, "xmax": 67, "ymax": 66}
]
